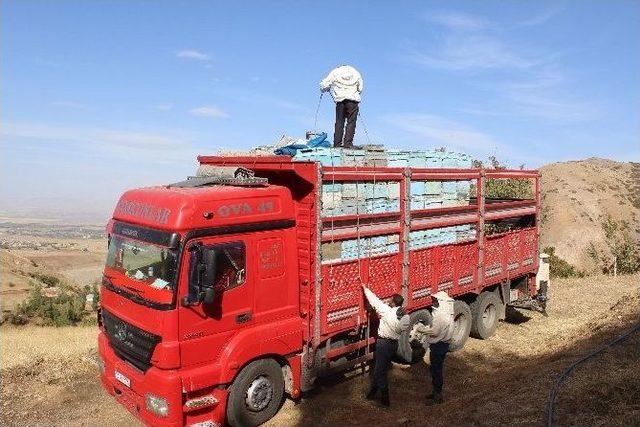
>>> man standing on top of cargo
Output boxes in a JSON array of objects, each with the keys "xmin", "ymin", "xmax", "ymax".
[
  {"xmin": 413, "ymin": 291, "xmax": 455, "ymax": 405},
  {"xmin": 320, "ymin": 64, "xmax": 363, "ymax": 148},
  {"xmin": 361, "ymin": 284, "xmax": 410, "ymax": 407}
]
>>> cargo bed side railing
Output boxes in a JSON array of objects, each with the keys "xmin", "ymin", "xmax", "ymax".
[{"xmin": 197, "ymin": 156, "xmax": 541, "ymax": 351}]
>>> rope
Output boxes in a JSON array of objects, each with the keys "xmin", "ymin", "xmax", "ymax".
[
  {"xmin": 357, "ymin": 109, "xmax": 373, "ymax": 146},
  {"xmin": 328, "ymin": 137, "xmax": 337, "ymax": 292},
  {"xmin": 546, "ymin": 321, "xmax": 640, "ymax": 427},
  {"xmin": 313, "ymin": 93, "xmax": 324, "ymax": 132}
]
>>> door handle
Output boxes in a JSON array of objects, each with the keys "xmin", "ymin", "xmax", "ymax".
[{"xmin": 236, "ymin": 312, "xmax": 252, "ymax": 324}]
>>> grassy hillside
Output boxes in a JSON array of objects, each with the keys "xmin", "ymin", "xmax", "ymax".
[{"xmin": 540, "ymin": 158, "xmax": 640, "ymax": 273}]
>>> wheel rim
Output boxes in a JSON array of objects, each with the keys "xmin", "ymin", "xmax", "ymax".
[
  {"xmin": 245, "ymin": 375, "xmax": 273, "ymax": 412},
  {"xmin": 482, "ymin": 303, "xmax": 497, "ymax": 329}
]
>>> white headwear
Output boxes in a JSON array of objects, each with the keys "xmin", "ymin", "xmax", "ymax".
[
  {"xmin": 432, "ymin": 291, "xmax": 454, "ymax": 302},
  {"xmin": 432, "ymin": 291, "xmax": 455, "ymax": 320}
]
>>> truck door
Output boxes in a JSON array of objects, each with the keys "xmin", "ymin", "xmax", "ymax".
[{"xmin": 178, "ymin": 235, "xmax": 254, "ymax": 367}]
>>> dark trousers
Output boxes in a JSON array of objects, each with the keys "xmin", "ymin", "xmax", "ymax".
[
  {"xmin": 334, "ymin": 100, "xmax": 359, "ymax": 147},
  {"xmin": 429, "ymin": 341, "xmax": 450, "ymax": 393},
  {"xmin": 373, "ymin": 338, "xmax": 398, "ymax": 391}
]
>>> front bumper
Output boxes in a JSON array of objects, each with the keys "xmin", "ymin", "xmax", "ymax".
[{"xmin": 98, "ymin": 332, "xmax": 228, "ymax": 426}]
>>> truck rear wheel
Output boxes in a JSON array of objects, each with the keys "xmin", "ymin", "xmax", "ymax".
[
  {"xmin": 395, "ymin": 309, "xmax": 432, "ymax": 364},
  {"xmin": 226, "ymin": 359, "xmax": 285, "ymax": 427},
  {"xmin": 470, "ymin": 291, "xmax": 502, "ymax": 339},
  {"xmin": 449, "ymin": 300, "xmax": 471, "ymax": 352}
]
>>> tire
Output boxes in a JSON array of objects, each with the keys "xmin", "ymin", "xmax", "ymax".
[
  {"xmin": 226, "ymin": 359, "xmax": 285, "ymax": 427},
  {"xmin": 395, "ymin": 309, "xmax": 433, "ymax": 364},
  {"xmin": 470, "ymin": 291, "xmax": 502, "ymax": 339},
  {"xmin": 449, "ymin": 300, "xmax": 472, "ymax": 352}
]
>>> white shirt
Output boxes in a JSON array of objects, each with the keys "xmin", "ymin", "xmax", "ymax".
[
  {"xmin": 320, "ymin": 65, "xmax": 364, "ymax": 103},
  {"xmin": 414, "ymin": 301, "xmax": 455, "ymax": 344},
  {"xmin": 364, "ymin": 288, "xmax": 410, "ymax": 340}
]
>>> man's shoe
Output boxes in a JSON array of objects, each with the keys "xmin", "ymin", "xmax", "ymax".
[
  {"xmin": 366, "ymin": 385, "xmax": 378, "ymax": 400},
  {"xmin": 426, "ymin": 392, "xmax": 443, "ymax": 405},
  {"xmin": 380, "ymin": 389, "xmax": 390, "ymax": 407}
]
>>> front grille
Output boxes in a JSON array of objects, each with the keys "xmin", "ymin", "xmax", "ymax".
[{"xmin": 102, "ymin": 309, "xmax": 161, "ymax": 372}]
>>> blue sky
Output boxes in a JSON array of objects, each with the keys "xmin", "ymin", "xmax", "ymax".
[{"xmin": 2, "ymin": 1, "xmax": 639, "ymax": 222}]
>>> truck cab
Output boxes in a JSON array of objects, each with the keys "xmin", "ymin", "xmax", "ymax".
[{"xmin": 98, "ymin": 175, "xmax": 304, "ymax": 426}]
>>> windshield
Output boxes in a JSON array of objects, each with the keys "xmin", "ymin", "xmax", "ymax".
[{"xmin": 106, "ymin": 235, "xmax": 177, "ymax": 291}]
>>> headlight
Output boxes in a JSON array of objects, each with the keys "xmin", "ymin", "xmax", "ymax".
[{"xmin": 146, "ymin": 394, "xmax": 169, "ymax": 417}]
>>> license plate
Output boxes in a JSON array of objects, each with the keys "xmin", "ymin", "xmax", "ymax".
[{"xmin": 115, "ymin": 370, "xmax": 131, "ymax": 388}]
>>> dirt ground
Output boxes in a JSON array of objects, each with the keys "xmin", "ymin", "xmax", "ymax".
[{"xmin": 1, "ymin": 274, "xmax": 638, "ymax": 427}]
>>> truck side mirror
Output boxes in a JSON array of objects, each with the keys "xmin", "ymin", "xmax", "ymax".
[
  {"xmin": 200, "ymin": 247, "xmax": 217, "ymax": 304},
  {"xmin": 183, "ymin": 244, "xmax": 217, "ymax": 306}
]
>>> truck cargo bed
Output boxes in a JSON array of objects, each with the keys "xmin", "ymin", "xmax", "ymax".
[{"xmin": 198, "ymin": 155, "xmax": 540, "ymax": 346}]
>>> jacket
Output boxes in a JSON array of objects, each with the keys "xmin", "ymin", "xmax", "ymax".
[
  {"xmin": 319, "ymin": 65, "xmax": 364, "ymax": 103},
  {"xmin": 414, "ymin": 300, "xmax": 455, "ymax": 344},
  {"xmin": 363, "ymin": 288, "xmax": 410, "ymax": 340}
]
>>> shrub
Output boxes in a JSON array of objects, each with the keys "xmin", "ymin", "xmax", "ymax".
[
  {"xmin": 587, "ymin": 216, "xmax": 640, "ymax": 274},
  {"xmin": 473, "ymin": 156, "xmax": 534, "ymax": 200},
  {"xmin": 10, "ymin": 283, "xmax": 89, "ymax": 327},
  {"xmin": 543, "ymin": 247, "xmax": 583, "ymax": 278},
  {"xmin": 25, "ymin": 271, "xmax": 60, "ymax": 287}
]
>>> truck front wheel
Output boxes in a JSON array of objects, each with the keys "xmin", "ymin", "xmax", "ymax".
[
  {"xmin": 226, "ymin": 359, "xmax": 285, "ymax": 427},
  {"xmin": 449, "ymin": 300, "xmax": 472, "ymax": 352}
]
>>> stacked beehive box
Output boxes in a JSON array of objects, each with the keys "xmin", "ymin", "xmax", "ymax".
[{"xmin": 293, "ymin": 147, "xmax": 476, "ymax": 261}]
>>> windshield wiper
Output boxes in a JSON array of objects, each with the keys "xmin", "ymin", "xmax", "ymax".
[{"xmin": 101, "ymin": 275, "xmax": 172, "ymax": 311}]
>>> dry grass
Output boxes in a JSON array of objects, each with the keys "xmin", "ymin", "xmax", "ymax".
[{"xmin": 0, "ymin": 325, "xmax": 98, "ymax": 370}]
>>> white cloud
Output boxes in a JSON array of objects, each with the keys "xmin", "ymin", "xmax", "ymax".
[
  {"xmin": 2, "ymin": 122, "xmax": 190, "ymax": 152},
  {"xmin": 176, "ymin": 49, "xmax": 211, "ymax": 61},
  {"xmin": 406, "ymin": 9, "xmax": 595, "ymax": 123},
  {"xmin": 409, "ymin": 9, "xmax": 560, "ymax": 71},
  {"xmin": 514, "ymin": 5, "xmax": 564, "ymax": 28},
  {"xmin": 382, "ymin": 113, "xmax": 502, "ymax": 152},
  {"xmin": 189, "ymin": 106, "xmax": 229, "ymax": 119},
  {"xmin": 405, "ymin": 35, "xmax": 537, "ymax": 70},
  {"xmin": 427, "ymin": 11, "xmax": 488, "ymax": 31},
  {"xmin": 504, "ymin": 68, "xmax": 599, "ymax": 122}
]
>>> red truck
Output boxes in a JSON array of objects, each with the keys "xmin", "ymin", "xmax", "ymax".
[{"xmin": 98, "ymin": 155, "xmax": 547, "ymax": 427}]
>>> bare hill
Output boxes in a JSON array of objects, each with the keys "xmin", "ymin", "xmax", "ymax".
[{"xmin": 540, "ymin": 158, "xmax": 640, "ymax": 272}]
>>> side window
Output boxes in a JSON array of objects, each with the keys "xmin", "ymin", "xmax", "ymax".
[{"xmin": 212, "ymin": 241, "xmax": 246, "ymax": 291}]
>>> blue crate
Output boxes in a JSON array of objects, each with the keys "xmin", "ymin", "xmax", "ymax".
[
  {"xmin": 323, "ymin": 183, "xmax": 343, "ymax": 193},
  {"xmin": 442, "ymin": 181, "xmax": 458, "ymax": 193},
  {"xmin": 387, "ymin": 158, "xmax": 409, "ymax": 167},
  {"xmin": 457, "ymin": 180, "xmax": 471, "ymax": 197},
  {"xmin": 425, "ymin": 181, "xmax": 442, "ymax": 194},
  {"xmin": 409, "ymin": 154, "xmax": 427, "ymax": 168},
  {"xmin": 410, "ymin": 181, "xmax": 426, "ymax": 195},
  {"xmin": 426, "ymin": 156, "xmax": 441, "ymax": 168}
]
